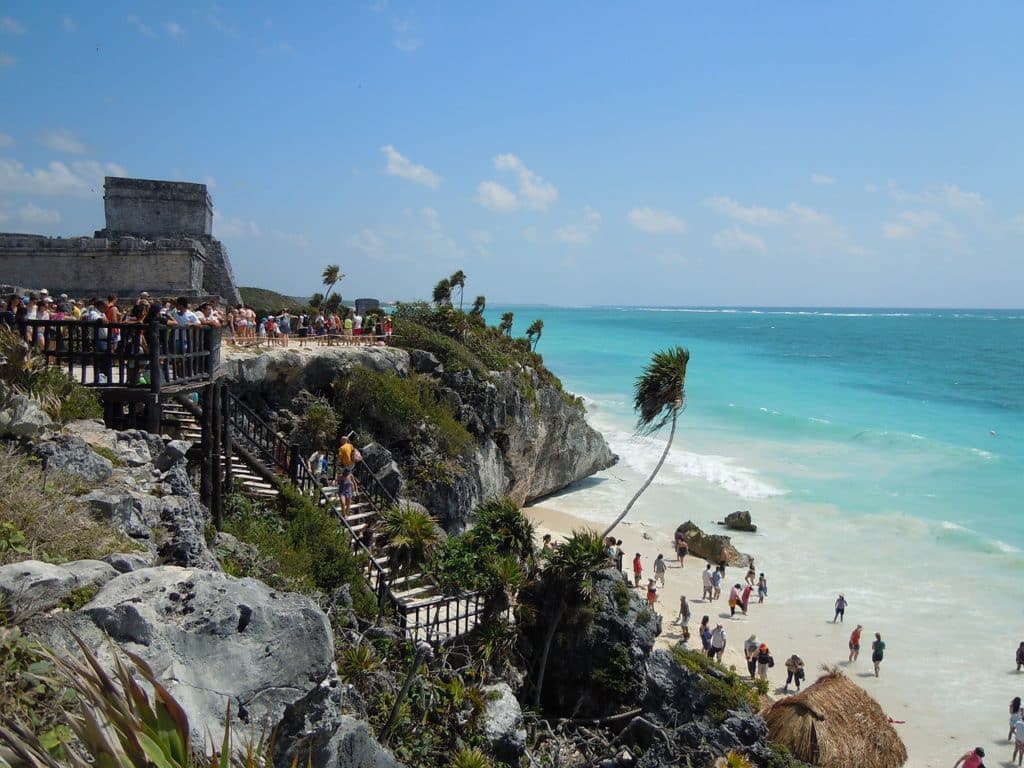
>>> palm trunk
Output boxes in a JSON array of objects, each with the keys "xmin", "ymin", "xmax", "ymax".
[
  {"xmin": 600, "ymin": 407, "xmax": 678, "ymax": 540},
  {"xmin": 531, "ymin": 600, "xmax": 567, "ymax": 709}
]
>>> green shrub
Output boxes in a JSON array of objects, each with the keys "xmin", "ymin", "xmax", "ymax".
[
  {"xmin": 671, "ymin": 647, "xmax": 761, "ymax": 720},
  {"xmin": 58, "ymin": 585, "xmax": 100, "ymax": 611},
  {"xmin": 590, "ymin": 645, "xmax": 640, "ymax": 700},
  {"xmin": 612, "ymin": 579, "xmax": 631, "ymax": 614}
]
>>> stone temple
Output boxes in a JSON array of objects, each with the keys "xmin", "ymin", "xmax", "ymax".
[{"xmin": 0, "ymin": 177, "xmax": 241, "ymax": 304}]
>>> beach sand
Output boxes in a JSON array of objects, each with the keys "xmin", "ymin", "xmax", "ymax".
[{"xmin": 525, "ymin": 503, "xmax": 949, "ymax": 767}]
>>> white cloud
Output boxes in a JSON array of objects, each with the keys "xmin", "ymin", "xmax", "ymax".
[
  {"xmin": 127, "ymin": 15, "xmax": 154, "ymax": 37},
  {"xmin": 786, "ymin": 203, "xmax": 829, "ymax": 224},
  {"xmin": 1010, "ymin": 214, "xmax": 1024, "ymax": 233},
  {"xmin": 712, "ymin": 227, "xmax": 766, "ymax": 251},
  {"xmin": 0, "ymin": 133, "xmax": 14, "ymax": 148},
  {"xmin": 18, "ymin": 203, "xmax": 60, "ymax": 225},
  {"xmin": 493, "ymin": 153, "xmax": 558, "ymax": 211},
  {"xmin": 271, "ymin": 230, "xmax": 310, "ymax": 248},
  {"xmin": 0, "ymin": 159, "xmax": 126, "ymax": 197},
  {"xmin": 202, "ymin": 175, "xmax": 217, "ymax": 191},
  {"xmin": 704, "ymin": 196, "xmax": 785, "ymax": 225},
  {"xmin": 349, "ymin": 228, "xmax": 383, "ymax": 254},
  {"xmin": 392, "ymin": 17, "xmax": 423, "ymax": 52},
  {"xmin": 882, "ymin": 209, "xmax": 958, "ymax": 243},
  {"xmin": 37, "ymin": 128, "xmax": 86, "ymax": 155},
  {"xmin": 165, "ymin": 21, "xmax": 185, "ymax": 40},
  {"xmin": 0, "ymin": 17, "xmax": 25, "ymax": 35},
  {"xmin": 555, "ymin": 207, "xmax": 601, "ymax": 244},
  {"xmin": 214, "ymin": 213, "xmax": 261, "ymax": 238},
  {"xmin": 810, "ymin": 173, "xmax": 835, "ymax": 185},
  {"xmin": 476, "ymin": 181, "xmax": 518, "ymax": 212},
  {"xmin": 62, "ymin": 15, "xmax": 76, "ymax": 32},
  {"xmin": 381, "ymin": 145, "xmax": 441, "ymax": 189},
  {"xmin": 628, "ymin": 207, "xmax": 687, "ymax": 234},
  {"xmin": 0, "ymin": 54, "xmax": 16, "ymax": 68},
  {"xmin": 470, "ymin": 230, "xmax": 493, "ymax": 245},
  {"xmin": 934, "ymin": 183, "xmax": 984, "ymax": 211}
]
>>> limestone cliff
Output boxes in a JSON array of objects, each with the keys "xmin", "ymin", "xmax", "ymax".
[{"xmin": 221, "ymin": 346, "xmax": 617, "ymax": 530}]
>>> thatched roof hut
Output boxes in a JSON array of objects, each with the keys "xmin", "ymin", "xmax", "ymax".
[{"xmin": 763, "ymin": 668, "xmax": 908, "ymax": 768}]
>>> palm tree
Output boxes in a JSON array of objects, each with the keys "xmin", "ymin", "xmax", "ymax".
[
  {"xmin": 499, "ymin": 312, "xmax": 514, "ymax": 337},
  {"xmin": 525, "ymin": 319, "xmax": 544, "ymax": 351},
  {"xmin": 321, "ymin": 264, "xmax": 343, "ymax": 305},
  {"xmin": 309, "ymin": 292, "xmax": 324, "ymax": 310},
  {"xmin": 432, "ymin": 278, "xmax": 452, "ymax": 306},
  {"xmin": 449, "ymin": 269, "xmax": 466, "ymax": 310},
  {"xmin": 531, "ymin": 529, "xmax": 609, "ymax": 708},
  {"xmin": 470, "ymin": 295, "xmax": 486, "ymax": 317},
  {"xmin": 380, "ymin": 503, "xmax": 445, "ymax": 578},
  {"xmin": 600, "ymin": 346, "xmax": 690, "ymax": 540}
]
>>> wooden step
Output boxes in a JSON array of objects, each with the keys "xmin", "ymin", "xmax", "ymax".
[{"xmin": 402, "ymin": 591, "xmax": 449, "ymax": 609}]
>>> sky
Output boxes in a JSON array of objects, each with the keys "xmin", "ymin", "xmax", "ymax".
[{"xmin": 0, "ymin": 2, "xmax": 1022, "ymax": 308}]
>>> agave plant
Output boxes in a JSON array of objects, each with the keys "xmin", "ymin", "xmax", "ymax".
[{"xmin": 380, "ymin": 504, "xmax": 445, "ymax": 578}]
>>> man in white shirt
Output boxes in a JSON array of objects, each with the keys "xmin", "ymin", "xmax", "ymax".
[{"xmin": 168, "ymin": 297, "xmax": 201, "ymax": 373}]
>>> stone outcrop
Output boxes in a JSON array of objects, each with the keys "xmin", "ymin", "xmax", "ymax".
[
  {"xmin": 675, "ymin": 521, "xmax": 748, "ymax": 567},
  {"xmin": 32, "ymin": 566, "xmax": 334, "ymax": 745},
  {"xmin": 0, "ymin": 558, "xmax": 119, "ymax": 613},
  {"xmin": 0, "ymin": 383, "xmax": 53, "ymax": 438},
  {"xmin": 720, "ymin": 510, "xmax": 757, "ymax": 532},
  {"xmin": 481, "ymin": 682, "xmax": 527, "ymax": 764}
]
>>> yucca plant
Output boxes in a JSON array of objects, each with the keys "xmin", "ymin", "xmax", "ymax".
[
  {"xmin": 602, "ymin": 346, "xmax": 689, "ymax": 539},
  {"xmin": 448, "ymin": 746, "xmax": 491, "ymax": 768},
  {"xmin": 337, "ymin": 643, "xmax": 377, "ymax": 683},
  {"xmin": 380, "ymin": 504, "xmax": 445, "ymax": 578}
]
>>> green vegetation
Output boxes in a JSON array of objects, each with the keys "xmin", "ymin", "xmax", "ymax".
[
  {"xmin": 671, "ymin": 646, "xmax": 761, "ymax": 721},
  {"xmin": 237, "ymin": 286, "xmax": 309, "ymax": 317},
  {"xmin": 0, "ymin": 447, "xmax": 135, "ymax": 566},
  {"xmin": 612, "ymin": 579, "xmax": 631, "ymax": 614},
  {"xmin": 379, "ymin": 504, "xmax": 445, "ymax": 577},
  {"xmin": 0, "ymin": 329, "xmax": 102, "ymax": 423},
  {"xmin": 58, "ymin": 585, "xmax": 100, "ymax": 611},
  {"xmin": 221, "ymin": 486, "xmax": 377, "ymax": 619}
]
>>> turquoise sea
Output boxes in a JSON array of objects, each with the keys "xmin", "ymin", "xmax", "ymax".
[{"xmin": 495, "ymin": 306, "xmax": 1024, "ymax": 554}]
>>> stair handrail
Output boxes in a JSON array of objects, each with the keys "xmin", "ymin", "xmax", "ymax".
[{"xmin": 224, "ymin": 390, "xmax": 290, "ymax": 474}]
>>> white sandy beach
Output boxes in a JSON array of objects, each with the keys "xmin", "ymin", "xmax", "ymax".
[{"xmin": 525, "ymin": 502, "xmax": 997, "ymax": 768}]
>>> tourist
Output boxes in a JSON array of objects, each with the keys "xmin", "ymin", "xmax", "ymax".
[
  {"xmin": 343, "ymin": 312, "xmax": 353, "ymax": 343},
  {"xmin": 646, "ymin": 579, "xmax": 658, "ymax": 611},
  {"xmin": 198, "ymin": 303, "xmax": 221, "ymax": 327},
  {"xmin": 676, "ymin": 535, "xmax": 688, "ymax": 568},
  {"xmin": 711, "ymin": 567, "xmax": 723, "ymax": 601},
  {"xmin": 729, "ymin": 584, "xmax": 743, "ymax": 617},
  {"xmin": 756, "ymin": 643, "xmax": 774, "ymax": 679},
  {"xmin": 605, "ymin": 536, "xmax": 617, "ymax": 565},
  {"xmin": 701, "ymin": 563, "xmax": 714, "ymax": 601},
  {"xmin": 1016, "ymin": 641, "xmax": 1024, "ymax": 672},
  {"xmin": 849, "ymin": 624, "xmax": 863, "ymax": 662},
  {"xmin": 871, "ymin": 632, "xmax": 885, "ymax": 677},
  {"xmin": 339, "ymin": 467, "xmax": 357, "ymax": 517},
  {"xmin": 615, "ymin": 539, "xmax": 624, "ymax": 572},
  {"xmin": 784, "ymin": 654, "xmax": 805, "ymax": 692},
  {"xmin": 1010, "ymin": 696, "xmax": 1022, "ymax": 741},
  {"xmin": 710, "ymin": 624, "xmax": 727, "ymax": 661},
  {"xmin": 632, "ymin": 552, "xmax": 643, "ymax": 588},
  {"xmin": 745, "ymin": 557, "xmax": 756, "ymax": 587},
  {"xmin": 541, "ymin": 533, "xmax": 553, "ymax": 554},
  {"xmin": 0, "ymin": 295, "xmax": 18, "ymax": 330},
  {"xmin": 277, "ymin": 308, "xmax": 291, "ymax": 345},
  {"xmin": 1013, "ymin": 706, "xmax": 1024, "ymax": 766},
  {"xmin": 383, "ymin": 315, "xmax": 392, "ymax": 340},
  {"xmin": 757, "ymin": 573, "xmax": 768, "ymax": 603},
  {"xmin": 743, "ymin": 634, "xmax": 759, "ymax": 678},
  {"xmin": 353, "ymin": 310, "xmax": 363, "ymax": 339},
  {"xmin": 308, "ymin": 446, "xmax": 330, "ymax": 483},
  {"xmin": 741, "ymin": 583, "xmax": 753, "ymax": 615},
  {"xmin": 833, "ymin": 593, "xmax": 848, "ymax": 622},
  {"xmin": 653, "ymin": 554, "xmax": 667, "ymax": 587},
  {"xmin": 952, "ymin": 747, "xmax": 985, "ymax": 768},
  {"xmin": 676, "ymin": 594, "xmax": 691, "ymax": 627},
  {"xmin": 335, "ymin": 435, "xmax": 357, "ymax": 478},
  {"xmin": 699, "ymin": 617, "xmax": 712, "ymax": 654}
]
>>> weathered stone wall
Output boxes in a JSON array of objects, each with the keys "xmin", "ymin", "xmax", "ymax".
[
  {"xmin": 103, "ymin": 177, "xmax": 212, "ymax": 237},
  {"xmin": 197, "ymin": 237, "xmax": 242, "ymax": 306},
  {"xmin": 0, "ymin": 235, "xmax": 206, "ymax": 297}
]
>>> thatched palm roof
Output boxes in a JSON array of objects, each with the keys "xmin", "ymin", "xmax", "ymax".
[{"xmin": 763, "ymin": 668, "xmax": 907, "ymax": 768}]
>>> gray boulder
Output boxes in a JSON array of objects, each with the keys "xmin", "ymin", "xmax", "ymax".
[
  {"xmin": 60, "ymin": 559, "xmax": 120, "ymax": 589},
  {"xmin": 720, "ymin": 510, "xmax": 757, "ymax": 533},
  {"xmin": 359, "ymin": 443, "xmax": 403, "ymax": 500},
  {"xmin": 0, "ymin": 393, "xmax": 53, "ymax": 437},
  {"xmin": 675, "ymin": 521, "xmax": 748, "ymax": 567},
  {"xmin": 482, "ymin": 682, "xmax": 526, "ymax": 764},
  {"xmin": 33, "ymin": 435, "xmax": 112, "ymax": 483},
  {"xmin": 33, "ymin": 566, "xmax": 335, "ymax": 746},
  {"xmin": 408, "ymin": 350, "xmax": 443, "ymax": 376},
  {"xmin": 102, "ymin": 552, "xmax": 153, "ymax": 573},
  {"xmin": 154, "ymin": 440, "xmax": 191, "ymax": 472},
  {"xmin": 0, "ymin": 560, "xmax": 77, "ymax": 613}
]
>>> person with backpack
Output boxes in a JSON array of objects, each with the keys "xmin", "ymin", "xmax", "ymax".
[
  {"xmin": 784, "ymin": 654, "xmax": 805, "ymax": 692},
  {"xmin": 756, "ymin": 643, "xmax": 775, "ymax": 680},
  {"xmin": 308, "ymin": 446, "xmax": 330, "ymax": 484},
  {"xmin": 335, "ymin": 435, "xmax": 360, "ymax": 479}
]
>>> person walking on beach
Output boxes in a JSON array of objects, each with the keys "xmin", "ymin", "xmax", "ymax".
[
  {"xmin": 646, "ymin": 579, "xmax": 658, "ymax": 611},
  {"xmin": 784, "ymin": 654, "xmax": 806, "ymax": 692},
  {"xmin": 710, "ymin": 624, "xmax": 727, "ymax": 662},
  {"xmin": 676, "ymin": 595, "xmax": 691, "ymax": 628},
  {"xmin": 654, "ymin": 554, "xmax": 667, "ymax": 587},
  {"xmin": 1009, "ymin": 696, "xmax": 1022, "ymax": 742},
  {"xmin": 1016, "ymin": 641, "xmax": 1024, "ymax": 672},
  {"xmin": 729, "ymin": 584, "xmax": 743, "ymax": 617},
  {"xmin": 744, "ymin": 634, "xmax": 759, "ymax": 679},
  {"xmin": 741, "ymin": 584, "xmax": 753, "ymax": 615},
  {"xmin": 756, "ymin": 643, "xmax": 775, "ymax": 680},
  {"xmin": 632, "ymin": 553, "xmax": 643, "ymax": 588},
  {"xmin": 699, "ymin": 616, "xmax": 712, "ymax": 654},
  {"xmin": 871, "ymin": 632, "xmax": 885, "ymax": 677},
  {"xmin": 745, "ymin": 557, "xmax": 756, "ymax": 587},
  {"xmin": 757, "ymin": 573, "xmax": 768, "ymax": 603},
  {"xmin": 953, "ymin": 747, "xmax": 985, "ymax": 768},
  {"xmin": 833, "ymin": 594, "xmax": 848, "ymax": 622},
  {"xmin": 615, "ymin": 539, "xmax": 624, "ymax": 573},
  {"xmin": 702, "ymin": 564, "xmax": 714, "ymax": 601},
  {"xmin": 676, "ymin": 536, "xmax": 689, "ymax": 568},
  {"xmin": 1014, "ymin": 717, "xmax": 1024, "ymax": 767},
  {"xmin": 712, "ymin": 567, "xmax": 723, "ymax": 601},
  {"xmin": 849, "ymin": 624, "xmax": 863, "ymax": 662}
]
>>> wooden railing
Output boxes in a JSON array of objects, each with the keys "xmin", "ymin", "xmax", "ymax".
[{"xmin": 16, "ymin": 317, "xmax": 219, "ymax": 390}]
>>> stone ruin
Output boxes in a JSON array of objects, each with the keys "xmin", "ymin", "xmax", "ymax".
[{"xmin": 0, "ymin": 176, "xmax": 241, "ymax": 304}]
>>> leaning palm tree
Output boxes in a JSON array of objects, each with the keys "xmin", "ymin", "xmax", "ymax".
[
  {"xmin": 499, "ymin": 311, "xmax": 514, "ymax": 337},
  {"xmin": 525, "ymin": 319, "xmax": 544, "ymax": 351},
  {"xmin": 531, "ymin": 529, "xmax": 609, "ymax": 708},
  {"xmin": 470, "ymin": 295, "xmax": 486, "ymax": 317},
  {"xmin": 321, "ymin": 264, "xmax": 343, "ymax": 304},
  {"xmin": 601, "ymin": 346, "xmax": 690, "ymax": 540},
  {"xmin": 449, "ymin": 270, "xmax": 466, "ymax": 310},
  {"xmin": 432, "ymin": 278, "xmax": 452, "ymax": 307}
]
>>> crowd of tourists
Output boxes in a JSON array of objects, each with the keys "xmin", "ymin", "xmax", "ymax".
[{"xmin": 227, "ymin": 306, "xmax": 393, "ymax": 347}]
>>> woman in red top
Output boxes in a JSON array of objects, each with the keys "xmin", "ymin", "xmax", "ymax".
[{"xmin": 632, "ymin": 553, "xmax": 642, "ymax": 588}]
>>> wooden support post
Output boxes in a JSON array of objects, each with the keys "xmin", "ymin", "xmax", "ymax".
[
  {"xmin": 288, "ymin": 443, "xmax": 300, "ymax": 484},
  {"xmin": 211, "ymin": 381, "xmax": 223, "ymax": 530},
  {"xmin": 145, "ymin": 315, "xmax": 162, "ymax": 434},
  {"xmin": 199, "ymin": 386, "xmax": 213, "ymax": 509},
  {"xmin": 221, "ymin": 385, "xmax": 233, "ymax": 493}
]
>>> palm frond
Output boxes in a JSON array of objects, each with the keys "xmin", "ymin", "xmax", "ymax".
[{"xmin": 633, "ymin": 345, "xmax": 689, "ymax": 434}]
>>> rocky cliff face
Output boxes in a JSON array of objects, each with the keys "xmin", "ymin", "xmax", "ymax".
[{"xmin": 222, "ymin": 347, "xmax": 617, "ymax": 530}]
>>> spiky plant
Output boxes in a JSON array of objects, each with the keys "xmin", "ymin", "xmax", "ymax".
[
  {"xmin": 380, "ymin": 504, "xmax": 445, "ymax": 577},
  {"xmin": 448, "ymin": 746, "xmax": 492, "ymax": 768},
  {"xmin": 473, "ymin": 498, "xmax": 535, "ymax": 563},
  {"xmin": 601, "ymin": 346, "xmax": 689, "ymax": 539}
]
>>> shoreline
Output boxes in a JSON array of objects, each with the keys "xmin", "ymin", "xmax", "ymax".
[{"xmin": 524, "ymin": 502, "xmax": 966, "ymax": 768}]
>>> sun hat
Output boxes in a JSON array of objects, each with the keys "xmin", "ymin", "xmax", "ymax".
[{"xmin": 759, "ymin": 643, "xmax": 768, "ymax": 651}]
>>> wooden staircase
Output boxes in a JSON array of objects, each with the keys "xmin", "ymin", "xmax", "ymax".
[{"xmin": 167, "ymin": 389, "xmax": 489, "ymax": 642}]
